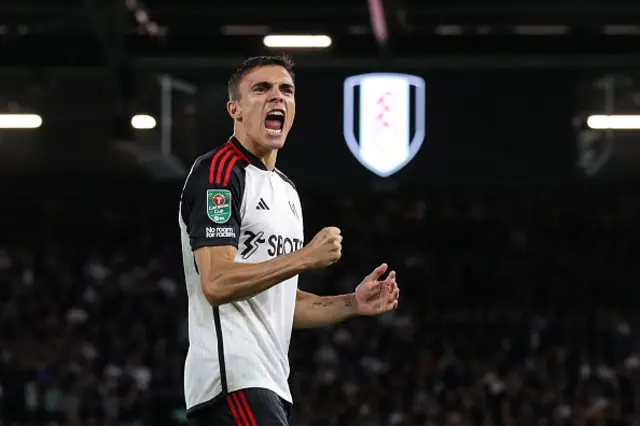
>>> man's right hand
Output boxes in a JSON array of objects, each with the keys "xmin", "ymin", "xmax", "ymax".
[
  {"xmin": 300, "ymin": 227, "xmax": 343, "ymax": 269},
  {"xmin": 196, "ymin": 226, "xmax": 342, "ymax": 305}
]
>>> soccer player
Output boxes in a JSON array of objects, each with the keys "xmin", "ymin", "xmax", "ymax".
[{"xmin": 178, "ymin": 55, "xmax": 400, "ymax": 426}]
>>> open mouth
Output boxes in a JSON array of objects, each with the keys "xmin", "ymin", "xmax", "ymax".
[{"xmin": 264, "ymin": 109, "xmax": 285, "ymax": 136}]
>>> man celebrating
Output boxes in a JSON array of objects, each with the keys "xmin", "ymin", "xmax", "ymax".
[{"xmin": 178, "ymin": 55, "xmax": 400, "ymax": 426}]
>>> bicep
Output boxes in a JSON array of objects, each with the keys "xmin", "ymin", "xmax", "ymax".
[{"xmin": 194, "ymin": 245, "xmax": 238, "ymax": 285}]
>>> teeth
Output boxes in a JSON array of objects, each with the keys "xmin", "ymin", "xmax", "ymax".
[
  {"xmin": 268, "ymin": 110, "xmax": 284, "ymax": 116},
  {"xmin": 266, "ymin": 128, "xmax": 282, "ymax": 135}
]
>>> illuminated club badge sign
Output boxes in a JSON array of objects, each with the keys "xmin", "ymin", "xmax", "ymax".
[{"xmin": 343, "ymin": 73, "xmax": 426, "ymax": 178}]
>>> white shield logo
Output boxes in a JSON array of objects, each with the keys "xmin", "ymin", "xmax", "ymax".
[{"xmin": 343, "ymin": 73, "xmax": 426, "ymax": 177}]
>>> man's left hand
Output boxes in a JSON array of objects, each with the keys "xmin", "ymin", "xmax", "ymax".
[{"xmin": 354, "ymin": 263, "xmax": 400, "ymax": 316}]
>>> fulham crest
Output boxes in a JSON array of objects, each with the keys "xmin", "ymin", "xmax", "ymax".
[{"xmin": 343, "ymin": 73, "xmax": 426, "ymax": 178}]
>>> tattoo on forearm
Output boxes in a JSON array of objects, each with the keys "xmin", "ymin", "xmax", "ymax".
[{"xmin": 311, "ymin": 298, "xmax": 353, "ymax": 308}]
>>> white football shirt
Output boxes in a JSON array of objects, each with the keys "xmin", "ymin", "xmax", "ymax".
[{"xmin": 178, "ymin": 137, "xmax": 304, "ymax": 415}]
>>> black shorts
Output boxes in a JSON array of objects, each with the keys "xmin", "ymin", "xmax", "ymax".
[{"xmin": 187, "ymin": 387, "xmax": 292, "ymax": 426}]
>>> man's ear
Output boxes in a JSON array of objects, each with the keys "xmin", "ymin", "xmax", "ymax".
[{"xmin": 226, "ymin": 100, "xmax": 242, "ymax": 121}]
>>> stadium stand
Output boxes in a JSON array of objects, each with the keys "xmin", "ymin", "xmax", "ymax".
[{"xmin": 1, "ymin": 182, "xmax": 638, "ymax": 426}]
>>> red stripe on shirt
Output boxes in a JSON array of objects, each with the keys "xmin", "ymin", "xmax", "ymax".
[
  {"xmin": 223, "ymin": 155, "xmax": 240, "ymax": 187},
  {"xmin": 208, "ymin": 143, "xmax": 232, "ymax": 184},
  {"xmin": 215, "ymin": 150, "xmax": 236, "ymax": 185}
]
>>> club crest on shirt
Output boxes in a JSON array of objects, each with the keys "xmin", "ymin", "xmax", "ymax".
[{"xmin": 206, "ymin": 189, "xmax": 231, "ymax": 224}]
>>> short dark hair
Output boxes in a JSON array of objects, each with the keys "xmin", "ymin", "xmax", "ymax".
[{"xmin": 227, "ymin": 54, "xmax": 295, "ymax": 100}]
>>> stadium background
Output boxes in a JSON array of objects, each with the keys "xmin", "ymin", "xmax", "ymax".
[{"xmin": 2, "ymin": 0, "xmax": 640, "ymax": 425}]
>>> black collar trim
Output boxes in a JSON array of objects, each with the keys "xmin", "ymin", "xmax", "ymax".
[{"xmin": 229, "ymin": 136, "xmax": 268, "ymax": 171}]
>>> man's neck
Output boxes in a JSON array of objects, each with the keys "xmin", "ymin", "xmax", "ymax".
[{"xmin": 233, "ymin": 132, "xmax": 277, "ymax": 171}]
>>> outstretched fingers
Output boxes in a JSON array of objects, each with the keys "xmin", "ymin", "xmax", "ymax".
[{"xmin": 366, "ymin": 263, "xmax": 388, "ymax": 282}]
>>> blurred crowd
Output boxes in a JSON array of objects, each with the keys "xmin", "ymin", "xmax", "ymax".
[{"xmin": 1, "ymin": 181, "xmax": 639, "ymax": 426}]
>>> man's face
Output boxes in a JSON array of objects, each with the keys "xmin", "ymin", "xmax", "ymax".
[{"xmin": 229, "ymin": 65, "xmax": 296, "ymax": 151}]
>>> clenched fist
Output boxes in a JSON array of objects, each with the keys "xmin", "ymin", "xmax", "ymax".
[{"xmin": 300, "ymin": 227, "xmax": 343, "ymax": 269}]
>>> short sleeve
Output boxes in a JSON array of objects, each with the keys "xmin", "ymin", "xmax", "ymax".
[{"xmin": 185, "ymin": 166, "xmax": 243, "ymax": 251}]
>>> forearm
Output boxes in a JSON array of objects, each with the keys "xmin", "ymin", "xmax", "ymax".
[
  {"xmin": 204, "ymin": 251, "xmax": 311, "ymax": 305},
  {"xmin": 293, "ymin": 291, "xmax": 358, "ymax": 328}
]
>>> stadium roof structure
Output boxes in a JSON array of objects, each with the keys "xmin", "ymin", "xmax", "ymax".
[
  {"xmin": 2, "ymin": 0, "xmax": 640, "ymax": 69},
  {"xmin": 2, "ymin": 0, "xmax": 640, "ymax": 179}
]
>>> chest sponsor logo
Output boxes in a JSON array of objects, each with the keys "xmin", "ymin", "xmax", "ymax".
[
  {"xmin": 241, "ymin": 230, "xmax": 303, "ymax": 259},
  {"xmin": 206, "ymin": 189, "xmax": 231, "ymax": 224}
]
